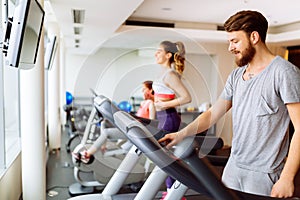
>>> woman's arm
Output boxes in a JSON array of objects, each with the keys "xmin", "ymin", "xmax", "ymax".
[{"xmin": 155, "ymin": 71, "xmax": 191, "ymax": 110}]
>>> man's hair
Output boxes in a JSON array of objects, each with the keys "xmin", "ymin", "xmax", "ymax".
[{"xmin": 223, "ymin": 10, "xmax": 268, "ymax": 43}]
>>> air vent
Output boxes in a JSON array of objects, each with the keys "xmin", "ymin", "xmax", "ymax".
[
  {"xmin": 125, "ymin": 20, "xmax": 174, "ymax": 28},
  {"xmin": 287, "ymin": 45, "xmax": 300, "ymax": 50},
  {"xmin": 217, "ymin": 25, "xmax": 225, "ymax": 31},
  {"xmin": 72, "ymin": 9, "xmax": 85, "ymax": 24},
  {"xmin": 74, "ymin": 27, "xmax": 83, "ymax": 35}
]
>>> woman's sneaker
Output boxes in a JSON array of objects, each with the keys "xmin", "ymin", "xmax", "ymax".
[{"xmin": 160, "ymin": 191, "xmax": 186, "ymax": 200}]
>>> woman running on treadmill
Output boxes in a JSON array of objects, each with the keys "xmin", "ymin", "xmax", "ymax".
[
  {"xmin": 136, "ymin": 80, "xmax": 156, "ymax": 120},
  {"xmin": 153, "ymin": 40, "xmax": 191, "ymax": 199}
]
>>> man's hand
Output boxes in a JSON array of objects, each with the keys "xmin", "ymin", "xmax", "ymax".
[
  {"xmin": 158, "ymin": 132, "xmax": 184, "ymax": 149},
  {"xmin": 271, "ymin": 178, "xmax": 294, "ymax": 198}
]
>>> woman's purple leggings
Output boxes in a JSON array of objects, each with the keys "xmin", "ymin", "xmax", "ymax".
[{"xmin": 156, "ymin": 107, "xmax": 181, "ymax": 188}]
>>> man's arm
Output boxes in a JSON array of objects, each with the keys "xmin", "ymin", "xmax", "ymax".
[
  {"xmin": 271, "ymin": 102, "xmax": 300, "ymax": 198},
  {"xmin": 158, "ymin": 98, "xmax": 232, "ymax": 148}
]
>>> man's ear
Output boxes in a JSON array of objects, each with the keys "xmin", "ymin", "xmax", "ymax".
[{"xmin": 250, "ymin": 31, "xmax": 260, "ymax": 45}]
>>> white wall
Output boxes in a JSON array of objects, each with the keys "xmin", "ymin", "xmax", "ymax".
[{"xmin": 64, "ymin": 53, "xmax": 88, "ymax": 95}]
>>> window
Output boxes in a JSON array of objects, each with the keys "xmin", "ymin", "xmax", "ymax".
[
  {"xmin": 3, "ymin": 66, "xmax": 21, "ymax": 167},
  {"xmin": 0, "ymin": 51, "xmax": 21, "ymax": 175},
  {"xmin": 0, "ymin": 57, "xmax": 21, "ymax": 177},
  {"xmin": 0, "ymin": 62, "xmax": 4, "ymax": 173}
]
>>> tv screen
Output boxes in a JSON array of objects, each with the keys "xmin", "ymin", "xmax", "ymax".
[
  {"xmin": 5, "ymin": 0, "xmax": 44, "ymax": 69},
  {"xmin": 44, "ymin": 35, "xmax": 57, "ymax": 70}
]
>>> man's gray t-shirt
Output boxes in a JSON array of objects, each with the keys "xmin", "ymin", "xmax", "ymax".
[{"xmin": 221, "ymin": 56, "xmax": 300, "ymax": 173}]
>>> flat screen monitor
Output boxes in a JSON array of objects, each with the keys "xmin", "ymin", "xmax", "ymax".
[
  {"xmin": 44, "ymin": 35, "xmax": 57, "ymax": 70},
  {"xmin": 4, "ymin": 0, "xmax": 45, "ymax": 69}
]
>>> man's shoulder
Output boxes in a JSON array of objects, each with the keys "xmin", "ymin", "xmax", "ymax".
[{"xmin": 272, "ymin": 56, "xmax": 299, "ymax": 72}]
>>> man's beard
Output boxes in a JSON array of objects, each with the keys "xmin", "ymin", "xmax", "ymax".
[{"xmin": 235, "ymin": 42, "xmax": 256, "ymax": 67}]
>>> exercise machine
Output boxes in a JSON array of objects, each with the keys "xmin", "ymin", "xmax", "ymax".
[
  {"xmin": 68, "ymin": 95, "xmax": 226, "ymax": 200},
  {"xmin": 112, "ymin": 110, "xmax": 300, "ymax": 200},
  {"xmin": 69, "ymin": 94, "xmax": 158, "ymax": 196}
]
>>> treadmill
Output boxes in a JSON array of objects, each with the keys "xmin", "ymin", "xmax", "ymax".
[
  {"xmin": 68, "ymin": 95, "xmax": 225, "ymax": 200},
  {"xmin": 113, "ymin": 110, "xmax": 300, "ymax": 200}
]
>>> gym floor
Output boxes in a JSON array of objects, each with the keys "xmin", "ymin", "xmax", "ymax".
[
  {"xmin": 46, "ymin": 128, "xmax": 78, "ymax": 200},
  {"xmin": 45, "ymin": 127, "xmax": 212, "ymax": 200},
  {"xmin": 46, "ymin": 127, "xmax": 300, "ymax": 200},
  {"xmin": 46, "ymin": 128, "xmax": 151, "ymax": 200}
]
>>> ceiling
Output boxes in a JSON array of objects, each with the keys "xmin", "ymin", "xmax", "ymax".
[{"xmin": 44, "ymin": 0, "xmax": 300, "ymax": 55}]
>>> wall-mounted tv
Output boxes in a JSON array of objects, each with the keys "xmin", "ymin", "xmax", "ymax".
[
  {"xmin": 3, "ymin": 0, "xmax": 45, "ymax": 70},
  {"xmin": 44, "ymin": 35, "xmax": 57, "ymax": 70}
]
